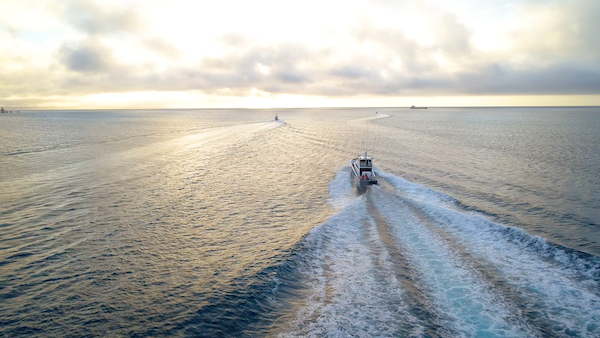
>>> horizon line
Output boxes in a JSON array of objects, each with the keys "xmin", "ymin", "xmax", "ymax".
[{"xmin": 6, "ymin": 105, "xmax": 600, "ymax": 111}]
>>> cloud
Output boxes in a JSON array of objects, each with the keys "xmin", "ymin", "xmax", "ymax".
[
  {"xmin": 64, "ymin": 0, "xmax": 144, "ymax": 36},
  {"xmin": 218, "ymin": 33, "xmax": 251, "ymax": 47},
  {"xmin": 2, "ymin": 0, "xmax": 600, "ymax": 107},
  {"xmin": 454, "ymin": 62, "xmax": 600, "ymax": 95},
  {"xmin": 142, "ymin": 37, "xmax": 179, "ymax": 59},
  {"xmin": 330, "ymin": 66, "xmax": 373, "ymax": 79},
  {"xmin": 59, "ymin": 39, "xmax": 116, "ymax": 73},
  {"xmin": 434, "ymin": 12, "xmax": 472, "ymax": 58}
]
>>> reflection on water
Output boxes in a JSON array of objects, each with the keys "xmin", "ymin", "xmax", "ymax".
[{"xmin": 1, "ymin": 108, "xmax": 599, "ymax": 337}]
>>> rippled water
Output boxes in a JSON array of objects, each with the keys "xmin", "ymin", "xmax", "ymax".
[{"xmin": 1, "ymin": 108, "xmax": 599, "ymax": 337}]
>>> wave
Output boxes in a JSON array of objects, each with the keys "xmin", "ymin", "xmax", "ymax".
[
  {"xmin": 376, "ymin": 170, "xmax": 457, "ymax": 206},
  {"xmin": 408, "ymin": 198, "xmax": 600, "ymax": 336},
  {"xmin": 347, "ymin": 113, "xmax": 392, "ymax": 125},
  {"xmin": 5, "ymin": 145, "xmax": 64, "ymax": 157},
  {"xmin": 282, "ymin": 197, "xmax": 422, "ymax": 337},
  {"xmin": 2, "ymin": 121, "xmax": 283, "ymax": 158},
  {"xmin": 370, "ymin": 186, "xmax": 536, "ymax": 337},
  {"xmin": 379, "ymin": 170, "xmax": 600, "ymax": 279},
  {"xmin": 283, "ymin": 167, "xmax": 600, "ymax": 337},
  {"xmin": 279, "ymin": 170, "xmax": 423, "ymax": 336},
  {"xmin": 381, "ymin": 171, "xmax": 600, "ymax": 337},
  {"xmin": 327, "ymin": 167, "xmax": 356, "ymax": 210}
]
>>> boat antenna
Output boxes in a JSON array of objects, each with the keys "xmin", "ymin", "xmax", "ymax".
[{"xmin": 365, "ymin": 119, "xmax": 369, "ymax": 156}]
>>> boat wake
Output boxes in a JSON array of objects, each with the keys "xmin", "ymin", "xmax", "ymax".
[
  {"xmin": 283, "ymin": 195, "xmax": 422, "ymax": 337},
  {"xmin": 281, "ymin": 167, "xmax": 600, "ymax": 337},
  {"xmin": 347, "ymin": 113, "xmax": 392, "ymax": 127}
]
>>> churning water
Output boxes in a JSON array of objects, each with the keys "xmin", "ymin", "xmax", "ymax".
[{"xmin": 1, "ymin": 108, "xmax": 599, "ymax": 337}]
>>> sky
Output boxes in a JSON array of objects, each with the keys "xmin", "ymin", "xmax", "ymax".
[{"xmin": 1, "ymin": 0, "xmax": 600, "ymax": 108}]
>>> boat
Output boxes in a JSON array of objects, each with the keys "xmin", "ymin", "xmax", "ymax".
[
  {"xmin": 410, "ymin": 105, "xmax": 427, "ymax": 109},
  {"xmin": 350, "ymin": 152, "xmax": 378, "ymax": 187},
  {"xmin": 274, "ymin": 114, "xmax": 279, "ymax": 121}
]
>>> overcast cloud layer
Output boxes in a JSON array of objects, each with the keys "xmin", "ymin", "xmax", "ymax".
[{"xmin": 1, "ymin": 0, "xmax": 600, "ymax": 107}]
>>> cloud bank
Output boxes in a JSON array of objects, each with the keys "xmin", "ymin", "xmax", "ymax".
[{"xmin": 1, "ymin": 0, "xmax": 600, "ymax": 107}]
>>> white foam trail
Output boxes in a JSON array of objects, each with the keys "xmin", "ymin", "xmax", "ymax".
[
  {"xmin": 371, "ymin": 187, "xmax": 536, "ymax": 338},
  {"xmin": 107, "ymin": 120, "xmax": 283, "ymax": 163},
  {"xmin": 283, "ymin": 197, "xmax": 421, "ymax": 337},
  {"xmin": 379, "ymin": 169, "xmax": 600, "ymax": 337},
  {"xmin": 348, "ymin": 113, "xmax": 392, "ymax": 124},
  {"xmin": 413, "ymin": 200, "xmax": 600, "ymax": 337},
  {"xmin": 328, "ymin": 167, "xmax": 355, "ymax": 210},
  {"xmin": 377, "ymin": 171, "xmax": 456, "ymax": 206},
  {"xmin": 188, "ymin": 120, "xmax": 283, "ymax": 145},
  {"xmin": 362, "ymin": 206, "xmax": 425, "ymax": 337}
]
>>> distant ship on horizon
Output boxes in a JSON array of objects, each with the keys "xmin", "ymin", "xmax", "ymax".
[{"xmin": 410, "ymin": 105, "xmax": 427, "ymax": 109}]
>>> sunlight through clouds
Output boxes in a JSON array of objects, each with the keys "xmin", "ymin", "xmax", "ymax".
[{"xmin": 0, "ymin": 0, "xmax": 599, "ymax": 108}]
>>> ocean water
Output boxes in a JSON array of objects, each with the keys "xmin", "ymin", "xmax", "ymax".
[{"xmin": 1, "ymin": 107, "xmax": 599, "ymax": 337}]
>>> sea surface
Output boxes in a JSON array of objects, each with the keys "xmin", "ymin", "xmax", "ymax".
[{"xmin": 1, "ymin": 107, "xmax": 599, "ymax": 337}]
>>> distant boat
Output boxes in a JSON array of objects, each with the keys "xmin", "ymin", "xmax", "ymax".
[
  {"xmin": 410, "ymin": 105, "xmax": 427, "ymax": 109},
  {"xmin": 274, "ymin": 114, "xmax": 279, "ymax": 121},
  {"xmin": 350, "ymin": 152, "xmax": 378, "ymax": 187}
]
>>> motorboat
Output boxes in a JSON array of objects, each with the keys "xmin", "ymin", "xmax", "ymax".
[
  {"xmin": 410, "ymin": 105, "xmax": 427, "ymax": 109},
  {"xmin": 350, "ymin": 152, "xmax": 378, "ymax": 187}
]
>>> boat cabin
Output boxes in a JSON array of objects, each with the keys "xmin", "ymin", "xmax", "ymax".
[
  {"xmin": 359, "ymin": 156, "xmax": 372, "ymax": 168},
  {"xmin": 355, "ymin": 154, "xmax": 374, "ymax": 178},
  {"xmin": 350, "ymin": 152, "xmax": 378, "ymax": 185}
]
